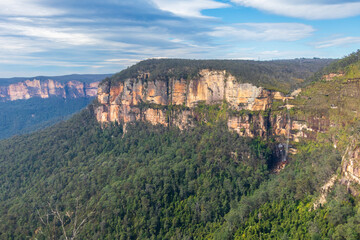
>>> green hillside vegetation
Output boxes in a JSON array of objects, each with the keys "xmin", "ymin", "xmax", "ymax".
[
  {"xmin": 323, "ymin": 50, "xmax": 360, "ymax": 76},
  {"xmin": 0, "ymin": 73, "xmax": 113, "ymax": 139},
  {"xmin": 1, "ymin": 104, "xmax": 359, "ymax": 239},
  {"xmin": 289, "ymin": 50, "xmax": 360, "ymax": 151},
  {"xmin": 0, "ymin": 107, "xmax": 272, "ymax": 239},
  {"xmin": 0, "ymin": 97, "xmax": 94, "ymax": 139},
  {"xmin": 1, "ymin": 53, "xmax": 360, "ymax": 239},
  {"xmin": 310, "ymin": 50, "xmax": 360, "ymax": 82},
  {"xmin": 108, "ymin": 58, "xmax": 333, "ymax": 92}
]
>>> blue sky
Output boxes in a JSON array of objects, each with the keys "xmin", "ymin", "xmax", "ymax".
[{"xmin": 0, "ymin": 0, "xmax": 359, "ymax": 77}]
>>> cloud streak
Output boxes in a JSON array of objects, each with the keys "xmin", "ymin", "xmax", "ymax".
[
  {"xmin": 209, "ymin": 23, "xmax": 315, "ymax": 41},
  {"xmin": 231, "ymin": 0, "xmax": 360, "ymax": 19},
  {"xmin": 315, "ymin": 36, "xmax": 360, "ymax": 48},
  {"xmin": 0, "ymin": 0, "xmax": 64, "ymax": 16},
  {"xmin": 151, "ymin": 0, "xmax": 229, "ymax": 18}
]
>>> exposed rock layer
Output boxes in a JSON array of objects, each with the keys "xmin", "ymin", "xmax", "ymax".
[
  {"xmin": 95, "ymin": 69, "xmax": 314, "ymax": 141},
  {"xmin": 343, "ymin": 145, "xmax": 360, "ymax": 185},
  {"xmin": 0, "ymin": 79, "xmax": 99, "ymax": 101}
]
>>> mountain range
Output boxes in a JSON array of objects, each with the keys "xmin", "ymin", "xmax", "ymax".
[{"xmin": 0, "ymin": 74, "xmax": 111, "ymax": 139}]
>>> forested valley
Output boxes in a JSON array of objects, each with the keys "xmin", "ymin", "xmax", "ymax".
[{"xmin": 1, "ymin": 52, "xmax": 360, "ymax": 239}]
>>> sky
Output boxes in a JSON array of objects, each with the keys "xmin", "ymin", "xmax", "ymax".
[{"xmin": 0, "ymin": 0, "xmax": 359, "ymax": 77}]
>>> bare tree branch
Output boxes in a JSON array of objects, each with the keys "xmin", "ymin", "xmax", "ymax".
[{"xmin": 35, "ymin": 199, "xmax": 95, "ymax": 240}]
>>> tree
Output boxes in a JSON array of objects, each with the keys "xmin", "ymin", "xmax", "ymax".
[{"xmin": 36, "ymin": 198, "xmax": 95, "ymax": 240}]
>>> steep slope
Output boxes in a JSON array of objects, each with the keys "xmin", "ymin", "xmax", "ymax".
[
  {"xmin": 291, "ymin": 50, "xmax": 360, "ymax": 184},
  {"xmin": 95, "ymin": 59, "xmax": 332, "ymax": 143},
  {"xmin": 215, "ymin": 50, "xmax": 360, "ymax": 239},
  {"xmin": 0, "ymin": 74, "xmax": 111, "ymax": 139},
  {"xmin": 0, "ymin": 98, "xmax": 94, "ymax": 139},
  {"xmin": 0, "ymin": 108, "xmax": 271, "ymax": 239},
  {"xmin": 0, "ymin": 74, "xmax": 112, "ymax": 102}
]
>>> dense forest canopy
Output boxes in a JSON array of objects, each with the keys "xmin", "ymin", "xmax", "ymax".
[
  {"xmin": 0, "ymin": 107, "xmax": 271, "ymax": 239},
  {"xmin": 0, "ymin": 104, "xmax": 358, "ymax": 239},
  {"xmin": 0, "ymin": 97, "xmax": 94, "ymax": 139},
  {"xmin": 107, "ymin": 58, "xmax": 334, "ymax": 92},
  {"xmin": 1, "ymin": 52, "xmax": 360, "ymax": 239}
]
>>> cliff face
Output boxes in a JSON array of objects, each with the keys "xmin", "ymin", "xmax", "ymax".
[
  {"xmin": 97, "ymin": 70, "xmax": 271, "ymax": 120},
  {"xmin": 95, "ymin": 69, "xmax": 316, "ymax": 141},
  {"xmin": 95, "ymin": 67, "xmax": 360, "ymax": 182},
  {"xmin": 343, "ymin": 145, "xmax": 360, "ymax": 185},
  {"xmin": 0, "ymin": 79, "xmax": 99, "ymax": 101}
]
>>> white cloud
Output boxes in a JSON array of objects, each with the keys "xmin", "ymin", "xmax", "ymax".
[
  {"xmin": 151, "ymin": 0, "xmax": 229, "ymax": 18},
  {"xmin": 223, "ymin": 47, "xmax": 322, "ymax": 60},
  {"xmin": 209, "ymin": 23, "xmax": 315, "ymax": 41},
  {"xmin": 0, "ymin": 21, "xmax": 140, "ymax": 49},
  {"xmin": 104, "ymin": 58, "xmax": 142, "ymax": 65},
  {"xmin": 0, "ymin": 24, "xmax": 97, "ymax": 46},
  {"xmin": 0, "ymin": 36, "xmax": 45, "ymax": 55},
  {"xmin": 231, "ymin": 0, "xmax": 360, "ymax": 19},
  {"xmin": 0, "ymin": 0, "xmax": 63, "ymax": 17},
  {"xmin": 314, "ymin": 36, "xmax": 360, "ymax": 48}
]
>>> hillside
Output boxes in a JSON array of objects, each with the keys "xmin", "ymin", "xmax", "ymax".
[
  {"xmin": 0, "ymin": 74, "xmax": 111, "ymax": 139},
  {"xmin": 108, "ymin": 58, "xmax": 333, "ymax": 93},
  {"xmin": 0, "ymin": 98, "xmax": 94, "ymax": 140},
  {"xmin": 0, "ymin": 53, "xmax": 360, "ymax": 239}
]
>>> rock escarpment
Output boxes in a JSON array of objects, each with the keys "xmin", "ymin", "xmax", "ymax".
[
  {"xmin": 341, "ymin": 141, "xmax": 360, "ymax": 188},
  {"xmin": 95, "ymin": 69, "xmax": 314, "ymax": 141},
  {"xmin": 0, "ymin": 79, "xmax": 99, "ymax": 101},
  {"xmin": 94, "ymin": 53, "xmax": 360, "ymax": 195}
]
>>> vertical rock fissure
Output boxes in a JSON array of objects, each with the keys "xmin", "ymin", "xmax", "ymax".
[
  {"xmin": 284, "ymin": 98, "xmax": 291, "ymax": 162},
  {"xmin": 166, "ymin": 77, "xmax": 171, "ymax": 127}
]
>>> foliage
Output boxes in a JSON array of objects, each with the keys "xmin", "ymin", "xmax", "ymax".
[
  {"xmin": 2, "ymin": 52, "xmax": 360, "ymax": 239},
  {"xmin": 324, "ymin": 50, "xmax": 360, "ymax": 75},
  {"xmin": 309, "ymin": 49, "xmax": 360, "ymax": 82},
  {"xmin": 0, "ymin": 97, "xmax": 94, "ymax": 139},
  {"xmin": 107, "ymin": 58, "xmax": 334, "ymax": 93},
  {"xmin": 0, "ymin": 106, "xmax": 271, "ymax": 239},
  {"xmin": 210, "ymin": 137, "xmax": 359, "ymax": 239}
]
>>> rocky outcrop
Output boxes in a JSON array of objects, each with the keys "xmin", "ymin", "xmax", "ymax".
[
  {"xmin": 97, "ymin": 70, "xmax": 275, "ymax": 110},
  {"xmin": 95, "ymin": 68, "xmax": 333, "ymax": 145},
  {"xmin": 95, "ymin": 69, "xmax": 312, "ymax": 140},
  {"xmin": 0, "ymin": 79, "xmax": 99, "ymax": 101},
  {"xmin": 323, "ymin": 72, "xmax": 344, "ymax": 81},
  {"xmin": 342, "ymin": 144, "xmax": 360, "ymax": 185}
]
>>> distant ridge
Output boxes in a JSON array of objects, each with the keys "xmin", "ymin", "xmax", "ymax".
[{"xmin": 0, "ymin": 73, "xmax": 113, "ymax": 86}]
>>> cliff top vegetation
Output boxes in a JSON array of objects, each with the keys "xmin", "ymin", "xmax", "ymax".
[{"xmin": 106, "ymin": 58, "xmax": 334, "ymax": 92}]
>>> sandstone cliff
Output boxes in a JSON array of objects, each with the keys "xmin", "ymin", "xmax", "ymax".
[
  {"xmin": 95, "ymin": 69, "xmax": 315, "ymax": 142},
  {"xmin": 94, "ymin": 54, "xmax": 360, "ymax": 198},
  {"xmin": 95, "ymin": 65, "xmax": 360, "ymax": 184},
  {"xmin": 343, "ymin": 145, "xmax": 360, "ymax": 185},
  {"xmin": 0, "ymin": 79, "xmax": 99, "ymax": 101}
]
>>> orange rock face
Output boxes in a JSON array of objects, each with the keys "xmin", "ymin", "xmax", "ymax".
[
  {"xmin": 144, "ymin": 108, "xmax": 168, "ymax": 126},
  {"xmin": 343, "ymin": 146, "xmax": 360, "ymax": 185},
  {"xmin": 96, "ymin": 69, "xmax": 276, "ymax": 120},
  {"xmin": 323, "ymin": 73, "xmax": 344, "ymax": 81},
  {"xmin": 0, "ymin": 79, "xmax": 99, "ymax": 101},
  {"xmin": 171, "ymin": 79, "xmax": 187, "ymax": 105},
  {"xmin": 95, "ymin": 69, "xmax": 313, "ymax": 140}
]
